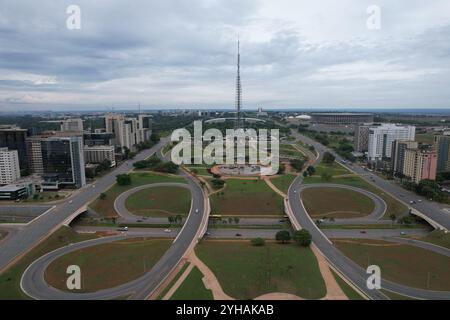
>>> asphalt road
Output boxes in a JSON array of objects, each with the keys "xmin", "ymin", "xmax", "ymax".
[
  {"xmin": 289, "ymin": 130, "xmax": 450, "ymax": 300},
  {"xmin": 20, "ymin": 170, "xmax": 206, "ymax": 300}
]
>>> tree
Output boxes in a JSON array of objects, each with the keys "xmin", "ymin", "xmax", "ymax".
[
  {"xmin": 100, "ymin": 193, "xmax": 107, "ymax": 200},
  {"xmin": 293, "ymin": 229, "xmax": 312, "ymax": 247},
  {"xmin": 251, "ymin": 238, "xmax": 266, "ymax": 247},
  {"xmin": 175, "ymin": 215, "xmax": 183, "ymax": 224},
  {"xmin": 278, "ymin": 163, "xmax": 286, "ymax": 175},
  {"xmin": 150, "ymin": 132, "xmax": 161, "ymax": 143},
  {"xmin": 322, "ymin": 152, "xmax": 335, "ymax": 164},
  {"xmin": 275, "ymin": 230, "xmax": 291, "ymax": 244},
  {"xmin": 307, "ymin": 166, "xmax": 316, "ymax": 175},
  {"xmin": 211, "ymin": 178, "xmax": 225, "ymax": 189},
  {"xmin": 116, "ymin": 174, "xmax": 132, "ymax": 186},
  {"xmin": 290, "ymin": 159, "xmax": 306, "ymax": 172},
  {"xmin": 303, "ymin": 171, "xmax": 309, "ymax": 178},
  {"xmin": 168, "ymin": 216, "xmax": 174, "ymax": 225},
  {"xmin": 234, "ymin": 217, "xmax": 240, "ymax": 224}
]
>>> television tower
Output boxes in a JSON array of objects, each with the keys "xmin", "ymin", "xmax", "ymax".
[{"xmin": 235, "ymin": 38, "xmax": 243, "ymax": 129}]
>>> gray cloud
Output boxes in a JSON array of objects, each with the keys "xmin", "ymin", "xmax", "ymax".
[{"xmin": 0, "ymin": 0, "xmax": 449, "ymax": 110}]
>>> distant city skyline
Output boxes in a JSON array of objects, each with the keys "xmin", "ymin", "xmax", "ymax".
[{"xmin": 0, "ymin": 0, "xmax": 450, "ymax": 111}]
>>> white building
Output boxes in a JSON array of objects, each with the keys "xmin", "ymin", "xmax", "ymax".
[
  {"xmin": 105, "ymin": 114, "xmax": 140, "ymax": 152},
  {"xmin": 60, "ymin": 118, "xmax": 84, "ymax": 132},
  {"xmin": 84, "ymin": 145, "xmax": 116, "ymax": 167},
  {"xmin": 368, "ymin": 124, "xmax": 416, "ymax": 161},
  {"xmin": 0, "ymin": 148, "xmax": 21, "ymax": 185}
]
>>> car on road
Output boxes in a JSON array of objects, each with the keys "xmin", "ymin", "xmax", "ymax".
[
  {"xmin": 118, "ymin": 226, "xmax": 128, "ymax": 232},
  {"xmin": 418, "ymin": 199, "xmax": 423, "ymax": 203},
  {"xmin": 360, "ymin": 230, "xmax": 367, "ymax": 234},
  {"xmin": 195, "ymin": 209, "xmax": 199, "ymax": 214},
  {"xmin": 164, "ymin": 229, "xmax": 172, "ymax": 233},
  {"xmin": 410, "ymin": 200, "xmax": 416, "ymax": 204},
  {"xmin": 235, "ymin": 233, "xmax": 242, "ymax": 237},
  {"xmin": 68, "ymin": 200, "xmax": 73, "ymax": 204},
  {"xmin": 400, "ymin": 232, "xmax": 406, "ymax": 236}
]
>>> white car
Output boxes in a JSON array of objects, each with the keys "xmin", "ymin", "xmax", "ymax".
[
  {"xmin": 68, "ymin": 200, "xmax": 73, "ymax": 204},
  {"xmin": 195, "ymin": 209, "xmax": 199, "ymax": 214},
  {"xmin": 118, "ymin": 226, "xmax": 128, "ymax": 232},
  {"xmin": 164, "ymin": 229, "xmax": 172, "ymax": 233}
]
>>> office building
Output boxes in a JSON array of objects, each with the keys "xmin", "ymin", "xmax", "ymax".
[
  {"xmin": 26, "ymin": 136, "xmax": 44, "ymax": 175},
  {"xmin": 0, "ymin": 181, "xmax": 35, "ymax": 200},
  {"xmin": 41, "ymin": 136, "xmax": 86, "ymax": 189},
  {"xmin": 61, "ymin": 118, "xmax": 84, "ymax": 132},
  {"xmin": 403, "ymin": 149, "xmax": 437, "ymax": 184},
  {"xmin": 84, "ymin": 145, "xmax": 116, "ymax": 167},
  {"xmin": 391, "ymin": 140, "xmax": 419, "ymax": 175},
  {"xmin": 138, "ymin": 114, "xmax": 153, "ymax": 142},
  {"xmin": 434, "ymin": 135, "xmax": 450, "ymax": 172},
  {"xmin": 367, "ymin": 124, "xmax": 416, "ymax": 161},
  {"xmin": 0, "ymin": 125, "xmax": 28, "ymax": 174},
  {"xmin": 354, "ymin": 125, "xmax": 371, "ymax": 153},
  {"xmin": 83, "ymin": 132, "xmax": 115, "ymax": 147},
  {"xmin": 0, "ymin": 148, "xmax": 21, "ymax": 185},
  {"xmin": 105, "ymin": 114, "xmax": 139, "ymax": 151}
]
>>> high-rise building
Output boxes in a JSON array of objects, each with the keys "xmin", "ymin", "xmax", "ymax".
[
  {"xmin": 60, "ymin": 118, "xmax": 84, "ymax": 132},
  {"xmin": 354, "ymin": 125, "xmax": 371, "ymax": 153},
  {"xmin": 367, "ymin": 124, "xmax": 416, "ymax": 161},
  {"xmin": 105, "ymin": 114, "xmax": 139, "ymax": 152},
  {"xmin": 40, "ymin": 136, "xmax": 86, "ymax": 189},
  {"xmin": 0, "ymin": 125, "xmax": 28, "ymax": 174},
  {"xmin": 391, "ymin": 140, "xmax": 419, "ymax": 175},
  {"xmin": 0, "ymin": 148, "xmax": 21, "ymax": 185},
  {"xmin": 434, "ymin": 135, "xmax": 450, "ymax": 172},
  {"xmin": 26, "ymin": 136, "xmax": 44, "ymax": 175},
  {"xmin": 83, "ymin": 132, "xmax": 115, "ymax": 146},
  {"xmin": 138, "ymin": 114, "xmax": 153, "ymax": 142},
  {"xmin": 403, "ymin": 149, "xmax": 437, "ymax": 184},
  {"xmin": 84, "ymin": 145, "xmax": 116, "ymax": 167}
]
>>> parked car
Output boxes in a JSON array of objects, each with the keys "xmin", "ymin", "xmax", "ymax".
[{"xmin": 118, "ymin": 226, "xmax": 128, "ymax": 232}]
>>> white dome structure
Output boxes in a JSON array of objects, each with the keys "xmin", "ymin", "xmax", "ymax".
[{"xmin": 296, "ymin": 114, "xmax": 312, "ymax": 120}]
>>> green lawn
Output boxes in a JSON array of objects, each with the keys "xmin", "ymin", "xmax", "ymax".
[
  {"xmin": 419, "ymin": 230, "xmax": 450, "ymax": 249},
  {"xmin": 416, "ymin": 134, "xmax": 436, "ymax": 145},
  {"xmin": 89, "ymin": 172, "xmax": 186, "ymax": 218},
  {"xmin": 196, "ymin": 241, "xmax": 326, "ymax": 300},
  {"xmin": 330, "ymin": 270, "xmax": 364, "ymax": 300},
  {"xmin": 210, "ymin": 179, "xmax": 284, "ymax": 216},
  {"xmin": 45, "ymin": 238, "xmax": 171, "ymax": 293},
  {"xmin": 270, "ymin": 174, "xmax": 297, "ymax": 194},
  {"xmin": 125, "ymin": 186, "xmax": 191, "ymax": 217},
  {"xmin": 334, "ymin": 239, "xmax": 450, "ymax": 291},
  {"xmin": 170, "ymin": 266, "xmax": 213, "ymax": 300},
  {"xmin": 0, "ymin": 227, "xmax": 97, "ymax": 300},
  {"xmin": 301, "ymin": 187, "xmax": 375, "ymax": 219},
  {"xmin": 314, "ymin": 161, "xmax": 351, "ymax": 177},
  {"xmin": 304, "ymin": 176, "xmax": 407, "ymax": 219},
  {"xmin": 23, "ymin": 191, "xmax": 69, "ymax": 203}
]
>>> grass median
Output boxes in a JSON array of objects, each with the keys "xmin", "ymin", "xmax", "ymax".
[
  {"xmin": 45, "ymin": 238, "xmax": 171, "ymax": 293},
  {"xmin": 211, "ymin": 179, "xmax": 284, "ymax": 216},
  {"xmin": 301, "ymin": 187, "xmax": 375, "ymax": 219},
  {"xmin": 196, "ymin": 240, "xmax": 326, "ymax": 299},
  {"xmin": 125, "ymin": 186, "xmax": 191, "ymax": 217},
  {"xmin": 334, "ymin": 239, "xmax": 450, "ymax": 291}
]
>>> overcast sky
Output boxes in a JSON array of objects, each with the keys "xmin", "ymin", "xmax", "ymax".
[{"xmin": 0, "ymin": 0, "xmax": 450, "ymax": 111}]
